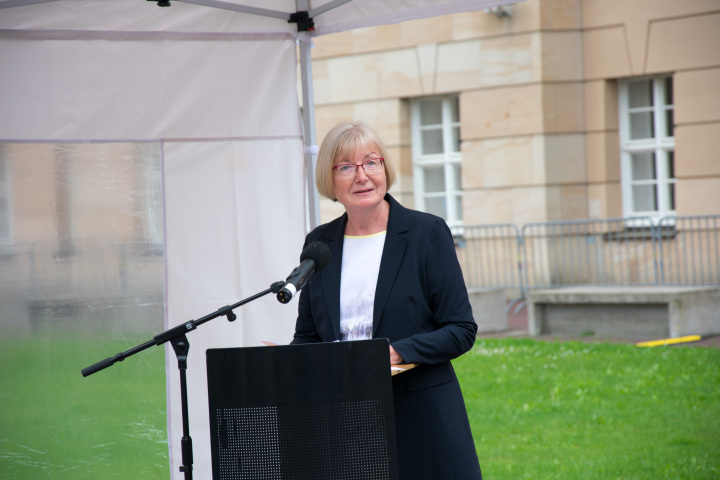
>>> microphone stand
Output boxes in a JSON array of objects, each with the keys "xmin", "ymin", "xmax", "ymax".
[{"xmin": 81, "ymin": 281, "xmax": 286, "ymax": 480}]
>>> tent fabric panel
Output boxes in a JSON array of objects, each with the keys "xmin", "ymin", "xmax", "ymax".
[
  {"xmin": 0, "ymin": 34, "xmax": 300, "ymax": 141},
  {"xmin": 163, "ymin": 138, "xmax": 306, "ymax": 478}
]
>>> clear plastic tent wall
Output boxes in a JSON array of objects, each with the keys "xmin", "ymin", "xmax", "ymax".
[
  {"xmin": 0, "ymin": 2, "xmax": 305, "ymax": 478},
  {"xmin": 0, "ymin": 0, "xmax": 516, "ymax": 478}
]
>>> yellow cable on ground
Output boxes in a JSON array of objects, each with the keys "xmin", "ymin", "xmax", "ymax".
[{"xmin": 636, "ymin": 335, "xmax": 702, "ymax": 347}]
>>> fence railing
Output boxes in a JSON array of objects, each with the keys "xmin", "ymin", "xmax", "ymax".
[
  {"xmin": 457, "ymin": 215, "xmax": 720, "ymax": 294},
  {"xmin": 457, "ymin": 224, "xmax": 522, "ymax": 292},
  {"xmin": 657, "ymin": 215, "xmax": 720, "ymax": 285}
]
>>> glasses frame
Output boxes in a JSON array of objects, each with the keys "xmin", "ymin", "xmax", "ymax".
[{"xmin": 332, "ymin": 158, "xmax": 385, "ymax": 177}]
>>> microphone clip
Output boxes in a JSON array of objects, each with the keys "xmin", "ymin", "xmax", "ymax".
[
  {"xmin": 270, "ymin": 281, "xmax": 286, "ymax": 294},
  {"xmin": 217, "ymin": 305, "xmax": 237, "ymax": 322}
]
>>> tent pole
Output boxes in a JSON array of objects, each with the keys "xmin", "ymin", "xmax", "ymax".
[
  {"xmin": 298, "ymin": 32, "xmax": 321, "ymax": 230},
  {"xmin": 178, "ymin": 0, "xmax": 323, "ymax": 230}
]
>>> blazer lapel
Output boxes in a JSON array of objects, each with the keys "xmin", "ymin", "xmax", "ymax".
[
  {"xmin": 373, "ymin": 195, "xmax": 408, "ymax": 336},
  {"xmin": 321, "ymin": 213, "xmax": 347, "ymax": 341}
]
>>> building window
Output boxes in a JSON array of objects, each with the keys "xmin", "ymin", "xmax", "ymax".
[
  {"xmin": 410, "ymin": 95, "xmax": 463, "ymax": 229},
  {"xmin": 619, "ymin": 75, "xmax": 675, "ymax": 221}
]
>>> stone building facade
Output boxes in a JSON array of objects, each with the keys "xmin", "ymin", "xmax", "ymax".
[{"xmin": 308, "ymin": 0, "xmax": 720, "ymax": 228}]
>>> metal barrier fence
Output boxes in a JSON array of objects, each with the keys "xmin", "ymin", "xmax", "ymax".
[
  {"xmin": 522, "ymin": 217, "xmax": 660, "ymax": 289},
  {"xmin": 457, "ymin": 215, "xmax": 720, "ymax": 292},
  {"xmin": 658, "ymin": 215, "xmax": 720, "ymax": 285},
  {"xmin": 457, "ymin": 224, "xmax": 523, "ymax": 293}
]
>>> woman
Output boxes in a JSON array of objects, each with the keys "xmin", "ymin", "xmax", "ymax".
[{"xmin": 291, "ymin": 121, "xmax": 482, "ymax": 479}]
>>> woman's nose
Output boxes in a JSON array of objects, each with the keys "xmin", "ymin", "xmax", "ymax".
[{"xmin": 354, "ymin": 164, "xmax": 369, "ymax": 181}]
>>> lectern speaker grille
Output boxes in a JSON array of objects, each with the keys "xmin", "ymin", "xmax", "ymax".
[
  {"xmin": 215, "ymin": 406, "xmax": 281, "ymax": 480},
  {"xmin": 215, "ymin": 400, "xmax": 390, "ymax": 480},
  {"xmin": 207, "ymin": 340, "xmax": 399, "ymax": 480}
]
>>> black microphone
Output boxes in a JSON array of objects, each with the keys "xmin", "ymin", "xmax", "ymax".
[{"xmin": 277, "ymin": 241, "xmax": 331, "ymax": 304}]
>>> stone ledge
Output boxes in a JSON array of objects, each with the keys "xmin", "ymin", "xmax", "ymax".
[
  {"xmin": 527, "ymin": 286, "xmax": 720, "ymax": 339},
  {"xmin": 529, "ymin": 286, "xmax": 720, "ymax": 303}
]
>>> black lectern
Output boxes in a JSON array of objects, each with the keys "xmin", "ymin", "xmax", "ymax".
[{"xmin": 206, "ymin": 339, "xmax": 399, "ymax": 480}]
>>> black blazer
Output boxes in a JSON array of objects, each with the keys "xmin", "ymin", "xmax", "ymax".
[{"xmin": 292, "ymin": 194, "xmax": 482, "ymax": 479}]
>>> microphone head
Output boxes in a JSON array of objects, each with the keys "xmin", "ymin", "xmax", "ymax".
[{"xmin": 299, "ymin": 241, "xmax": 331, "ymax": 272}]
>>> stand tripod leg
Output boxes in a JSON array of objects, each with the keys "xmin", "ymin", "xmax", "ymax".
[{"xmin": 171, "ymin": 335, "xmax": 193, "ymax": 479}]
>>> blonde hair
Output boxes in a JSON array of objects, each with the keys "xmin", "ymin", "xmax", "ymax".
[{"xmin": 315, "ymin": 121, "xmax": 396, "ymax": 201}]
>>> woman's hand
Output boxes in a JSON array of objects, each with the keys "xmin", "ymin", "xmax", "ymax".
[{"xmin": 389, "ymin": 345, "xmax": 404, "ymax": 365}]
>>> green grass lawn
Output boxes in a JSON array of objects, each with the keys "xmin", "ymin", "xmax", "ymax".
[
  {"xmin": 454, "ymin": 338, "xmax": 720, "ymax": 480},
  {"xmin": 1, "ymin": 335, "xmax": 718, "ymax": 479},
  {"xmin": 0, "ymin": 334, "xmax": 168, "ymax": 480}
]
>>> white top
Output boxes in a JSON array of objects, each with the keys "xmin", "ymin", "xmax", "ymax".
[{"xmin": 339, "ymin": 231, "xmax": 386, "ymax": 341}]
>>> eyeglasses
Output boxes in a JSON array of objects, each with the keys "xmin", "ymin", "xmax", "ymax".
[{"xmin": 332, "ymin": 158, "xmax": 384, "ymax": 178}]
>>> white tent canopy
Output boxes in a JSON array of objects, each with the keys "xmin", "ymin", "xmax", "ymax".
[
  {"xmin": 0, "ymin": 0, "xmax": 515, "ymax": 477},
  {"xmin": 0, "ymin": 0, "xmax": 512, "ymax": 34}
]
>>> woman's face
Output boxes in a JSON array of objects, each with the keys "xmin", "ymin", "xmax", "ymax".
[{"xmin": 332, "ymin": 144, "xmax": 387, "ymax": 213}]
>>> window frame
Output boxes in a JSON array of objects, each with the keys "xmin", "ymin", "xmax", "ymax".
[
  {"xmin": 410, "ymin": 94, "xmax": 463, "ymax": 230},
  {"xmin": 618, "ymin": 75, "xmax": 676, "ymax": 224}
]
